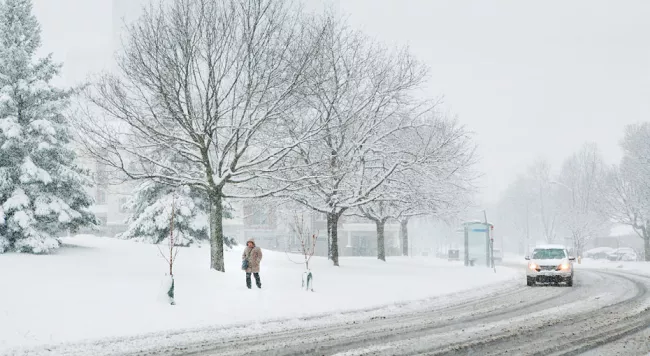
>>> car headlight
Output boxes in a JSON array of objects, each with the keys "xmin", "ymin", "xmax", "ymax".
[
  {"xmin": 528, "ymin": 262, "xmax": 538, "ymax": 270},
  {"xmin": 558, "ymin": 263, "xmax": 570, "ymax": 270}
]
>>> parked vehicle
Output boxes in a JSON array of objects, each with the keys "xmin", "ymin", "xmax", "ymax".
[
  {"xmin": 584, "ymin": 247, "xmax": 616, "ymax": 260},
  {"xmin": 448, "ymin": 249, "xmax": 460, "ymax": 261},
  {"xmin": 606, "ymin": 247, "xmax": 638, "ymax": 261}
]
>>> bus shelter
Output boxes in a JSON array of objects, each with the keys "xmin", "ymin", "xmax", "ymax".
[{"xmin": 462, "ymin": 221, "xmax": 494, "ymax": 267}]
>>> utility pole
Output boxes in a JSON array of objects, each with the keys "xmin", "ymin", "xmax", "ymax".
[
  {"xmin": 464, "ymin": 223, "xmax": 469, "ymax": 266},
  {"xmin": 484, "ymin": 210, "xmax": 495, "ymax": 272}
]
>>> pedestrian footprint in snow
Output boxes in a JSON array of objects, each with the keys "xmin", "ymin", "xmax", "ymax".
[{"xmin": 242, "ymin": 238, "xmax": 263, "ymax": 289}]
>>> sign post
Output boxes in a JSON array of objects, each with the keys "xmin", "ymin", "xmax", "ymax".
[
  {"xmin": 480, "ymin": 211, "xmax": 495, "ymax": 272},
  {"xmin": 463, "ymin": 225, "xmax": 469, "ymax": 266},
  {"xmin": 490, "ymin": 226, "xmax": 495, "ymax": 272}
]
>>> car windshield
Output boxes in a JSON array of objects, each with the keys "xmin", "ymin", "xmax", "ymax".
[{"xmin": 532, "ymin": 249, "xmax": 566, "ymax": 259}]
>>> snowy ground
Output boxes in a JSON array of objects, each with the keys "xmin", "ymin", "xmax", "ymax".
[
  {"xmin": 0, "ymin": 235, "xmax": 518, "ymax": 354},
  {"xmin": 14, "ymin": 264, "xmax": 650, "ymax": 356}
]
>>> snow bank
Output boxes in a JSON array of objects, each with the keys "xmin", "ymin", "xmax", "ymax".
[
  {"xmin": 504, "ymin": 254, "xmax": 650, "ymax": 277},
  {"xmin": 0, "ymin": 235, "xmax": 518, "ymax": 352},
  {"xmin": 578, "ymin": 258, "xmax": 650, "ymax": 273}
]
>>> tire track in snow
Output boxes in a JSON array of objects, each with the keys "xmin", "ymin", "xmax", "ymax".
[
  {"xmin": 17, "ymin": 267, "xmax": 650, "ymax": 356},
  {"xmin": 188, "ymin": 268, "xmax": 648, "ymax": 356},
  {"xmin": 164, "ymin": 274, "xmax": 581, "ymax": 355},
  {"xmin": 3, "ymin": 279, "xmax": 521, "ymax": 356},
  {"xmin": 408, "ymin": 269, "xmax": 650, "ymax": 356}
]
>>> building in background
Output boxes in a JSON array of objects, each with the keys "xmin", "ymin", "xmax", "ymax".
[
  {"xmin": 73, "ymin": 152, "xmax": 133, "ymax": 237},
  {"xmin": 228, "ymin": 204, "xmax": 402, "ymax": 258}
]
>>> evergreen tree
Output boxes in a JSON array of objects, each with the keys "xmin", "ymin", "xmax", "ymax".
[
  {"xmin": 0, "ymin": 0, "xmax": 97, "ymax": 253},
  {"xmin": 118, "ymin": 182, "xmax": 236, "ymax": 247}
]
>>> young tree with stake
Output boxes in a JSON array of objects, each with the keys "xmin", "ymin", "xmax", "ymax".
[
  {"xmin": 159, "ymin": 194, "xmax": 181, "ymax": 305},
  {"xmin": 288, "ymin": 213, "xmax": 317, "ymax": 291}
]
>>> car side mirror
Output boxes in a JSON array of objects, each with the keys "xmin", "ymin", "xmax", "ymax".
[
  {"xmin": 524, "ymin": 256, "xmax": 530, "ymax": 260},
  {"xmin": 569, "ymin": 256, "xmax": 576, "ymax": 261}
]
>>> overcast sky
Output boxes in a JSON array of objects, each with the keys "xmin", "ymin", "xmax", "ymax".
[{"xmin": 31, "ymin": 0, "xmax": 650, "ymax": 205}]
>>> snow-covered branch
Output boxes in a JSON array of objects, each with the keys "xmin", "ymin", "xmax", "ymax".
[
  {"xmin": 265, "ymin": 13, "xmax": 432, "ymax": 265},
  {"xmin": 604, "ymin": 123, "xmax": 650, "ymax": 260},
  {"xmin": 74, "ymin": 0, "xmax": 330, "ymax": 272},
  {"xmin": 554, "ymin": 143, "xmax": 611, "ymax": 255}
]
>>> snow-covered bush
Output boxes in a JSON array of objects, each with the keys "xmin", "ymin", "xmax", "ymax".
[
  {"xmin": 118, "ymin": 183, "xmax": 206, "ymax": 246},
  {"xmin": 118, "ymin": 182, "xmax": 236, "ymax": 248},
  {"xmin": 0, "ymin": 0, "xmax": 97, "ymax": 254}
]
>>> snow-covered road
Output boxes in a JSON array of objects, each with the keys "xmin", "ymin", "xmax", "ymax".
[
  {"xmin": 11, "ymin": 267, "xmax": 650, "ymax": 356},
  {"xmin": 147, "ymin": 268, "xmax": 650, "ymax": 356}
]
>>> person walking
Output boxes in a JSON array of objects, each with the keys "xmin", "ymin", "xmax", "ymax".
[{"xmin": 242, "ymin": 238, "xmax": 263, "ymax": 289}]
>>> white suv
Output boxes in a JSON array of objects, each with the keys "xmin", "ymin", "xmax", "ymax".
[{"xmin": 525, "ymin": 245, "xmax": 575, "ymax": 286}]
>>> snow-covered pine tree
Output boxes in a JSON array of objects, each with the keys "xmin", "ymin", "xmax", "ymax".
[
  {"xmin": 118, "ymin": 182, "xmax": 236, "ymax": 248},
  {"xmin": 0, "ymin": 0, "xmax": 97, "ymax": 254}
]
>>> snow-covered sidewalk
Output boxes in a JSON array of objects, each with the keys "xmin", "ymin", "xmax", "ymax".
[{"xmin": 1, "ymin": 235, "xmax": 518, "ymax": 354}]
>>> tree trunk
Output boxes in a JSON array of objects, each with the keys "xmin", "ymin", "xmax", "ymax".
[
  {"xmin": 210, "ymin": 193, "xmax": 226, "ymax": 272},
  {"xmin": 326, "ymin": 214, "xmax": 332, "ymax": 260},
  {"xmin": 399, "ymin": 218, "xmax": 409, "ymax": 256},
  {"xmin": 376, "ymin": 219, "xmax": 386, "ymax": 261},
  {"xmin": 571, "ymin": 231, "xmax": 585, "ymax": 257},
  {"xmin": 328, "ymin": 212, "xmax": 340, "ymax": 266},
  {"xmin": 209, "ymin": 198, "xmax": 216, "ymax": 268},
  {"xmin": 575, "ymin": 237, "xmax": 584, "ymax": 257},
  {"xmin": 644, "ymin": 233, "xmax": 650, "ymax": 262}
]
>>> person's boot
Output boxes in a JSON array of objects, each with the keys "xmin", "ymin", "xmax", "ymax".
[
  {"xmin": 254, "ymin": 273, "xmax": 262, "ymax": 289},
  {"xmin": 246, "ymin": 273, "xmax": 252, "ymax": 289}
]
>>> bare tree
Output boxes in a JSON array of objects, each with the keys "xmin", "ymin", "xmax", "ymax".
[
  {"xmin": 395, "ymin": 118, "xmax": 477, "ymax": 257},
  {"xmin": 287, "ymin": 212, "xmax": 317, "ymax": 269},
  {"xmin": 271, "ymin": 14, "xmax": 430, "ymax": 266},
  {"xmin": 494, "ymin": 159, "xmax": 561, "ymax": 252},
  {"xmin": 555, "ymin": 143, "xmax": 611, "ymax": 255},
  {"xmin": 356, "ymin": 116, "xmax": 478, "ymax": 260},
  {"xmin": 527, "ymin": 158, "xmax": 560, "ymax": 243},
  {"xmin": 605, "ymin": 123, "xmax": 650, "ymax": 261},
  {"xmin": 75, "ymin": 0, "xmax": 326, "ymax": 272},
  {"xmin": 495, "ymin": 175, "xmax": 535, "ymax": 254},
  {"xmin": 288, "ymin": 212, "xmax": 317, "ymax": 291}
]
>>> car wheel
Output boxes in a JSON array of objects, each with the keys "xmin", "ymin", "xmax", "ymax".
[
  {"xmin": 566, "ymin": 277, "xmax": 573, "ymax": 287},
  {"xmin": 526, "ymin": 277, "xmax": 534, "ymax": 286}
]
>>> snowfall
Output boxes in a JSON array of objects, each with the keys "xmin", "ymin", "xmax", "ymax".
[{"xmin": 0, "ymin": 235, "xmax": 525, "ymax": 355}]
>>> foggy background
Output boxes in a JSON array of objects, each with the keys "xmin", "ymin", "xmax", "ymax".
[
  {"xmin": 26, "ymin": 0, "xmax": 650, "ymax": 255},
  {"xmin": 32, "ymin": 0, "xmax": 650, "ymax": 204}
]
